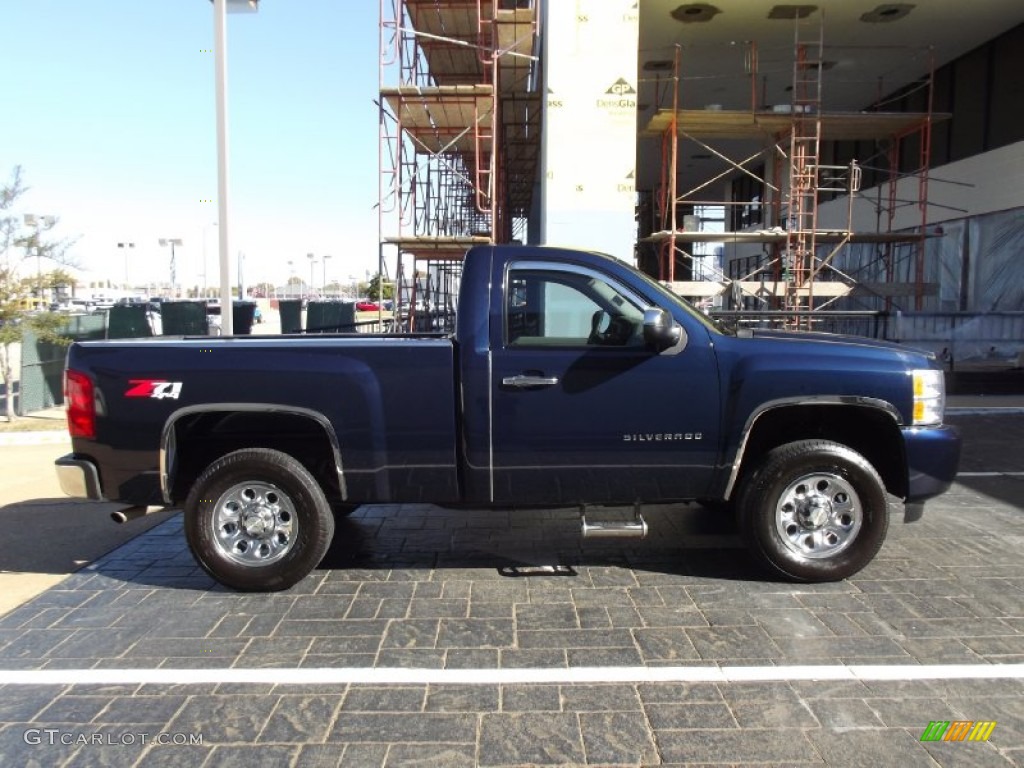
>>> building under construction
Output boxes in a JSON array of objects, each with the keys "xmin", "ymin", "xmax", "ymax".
[
  {"xmin": 379, "ymin": 1, "xmax": 1024, "ymax": 359},
  {"xmin": 378, "ymin": 0, "xmax": 540, "ymax": 330}
]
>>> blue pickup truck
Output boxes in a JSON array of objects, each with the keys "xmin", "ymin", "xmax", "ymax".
[{"xmin": 56, "ymin": 245, "xmax": 961, "ymax": 591}]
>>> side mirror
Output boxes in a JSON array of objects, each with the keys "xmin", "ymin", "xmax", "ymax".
[{"xmin": 643, "ymin": 308, "xmax": 682, "ymax": 352}]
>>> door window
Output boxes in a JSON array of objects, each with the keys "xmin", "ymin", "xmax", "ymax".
[{"xmin": 505, "ymin": 267, "xmax": 645, "ymax": 348}]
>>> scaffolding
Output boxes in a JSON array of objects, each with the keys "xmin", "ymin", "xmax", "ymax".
[
  {"xmin": 642, "ymin": 15, "xmax": 943, "ymax": 325},
  {"xmin": 379, "ymin": 0, "xmax": 541, "ymax": 331}
]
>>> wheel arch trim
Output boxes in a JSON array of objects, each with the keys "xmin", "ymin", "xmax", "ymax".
[
  {"xmin": 160, "ymin": 403, "xmax": 346, "ymax": 505},
  {"xmin": 722, "ymin": 395, "xmax": 902, "ymax": 501}
]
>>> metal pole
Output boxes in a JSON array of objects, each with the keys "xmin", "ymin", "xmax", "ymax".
[
  {"xmin": 35, "ymin": 222, "xmax": 42, "ymax": 301},
  {"xmin": 214, "ymin": 0, "xmax": 233, "ymax": 335},
  {"xmin": 170, "ymin": 242, "xmax": 177, "ymax": 294}
]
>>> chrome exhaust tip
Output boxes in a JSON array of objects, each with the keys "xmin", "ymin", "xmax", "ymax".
[{"xmin": 110, "ymin": 505, "xmax": 160, "ymax": 524}]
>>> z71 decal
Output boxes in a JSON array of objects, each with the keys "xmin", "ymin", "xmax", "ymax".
[{"xmin": 125, "ymin": 380, "xmax": 183, "ymax": 400}]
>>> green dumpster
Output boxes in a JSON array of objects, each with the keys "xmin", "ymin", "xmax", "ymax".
[
  {"xmin": 160, "ymin": 301, "xmax": 209, "ymax": 336},
  {"xmin": 306, "ymin": 301, "xmax": 355, "ymax": 333},
  {"xmin": 278, "ymin": 299, "xmax": 303, "ymax": 334},
  {"xmin": 107, "ymin": 304, "xmax": 153, "ymax": 339}
]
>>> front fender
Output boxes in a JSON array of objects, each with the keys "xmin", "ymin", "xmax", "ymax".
[{"xmin": 721, "ymin": 395, "xmax": 904, "ymax": 500}]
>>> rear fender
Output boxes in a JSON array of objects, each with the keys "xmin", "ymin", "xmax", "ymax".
[{"xmin": 160, "ymin": 404, "xmax": 345, "ymax": 505}]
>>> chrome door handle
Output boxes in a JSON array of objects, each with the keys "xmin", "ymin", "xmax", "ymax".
[{"xmin": 501, "ymin": 374, "xmax": 559, "ymax": 388}]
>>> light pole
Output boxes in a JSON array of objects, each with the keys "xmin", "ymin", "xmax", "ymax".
[
  {"xmin": 118, "ymin": 242, "xmax": 135, "ymax": 291},
  {"xmin": 322, "ymin": 254, "xmax": 331, "ymax": 297},
  {"xmin": 307, "ymin": 252, "xmax": 317, "ymax": 296},
  {"xmin": 158, "ymin": 238, "xmax": 183, "ymax": 297},
  {"xmin": 24, "ymin": 214, "xmax": 56, "ymax": 305},
  {"xmin": 210, "ymin": 0, "xmax": 259, "ymax": 333}
]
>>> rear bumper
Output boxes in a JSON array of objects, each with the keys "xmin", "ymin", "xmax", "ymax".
[
  {"xmin": 55, "ymin": 454, "xmax": 105, "ymax": 501},
  {"xmin": 902, "ymin": 424, "xmax": 962, "ymax": 503}
]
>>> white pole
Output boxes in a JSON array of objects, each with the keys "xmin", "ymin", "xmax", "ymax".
[{"xmin": 214, "ymin": 0, "xmax": 233, "ymax": 335}]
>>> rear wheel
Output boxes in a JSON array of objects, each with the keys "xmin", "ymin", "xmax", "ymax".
[
  {"xmin": 736, "ymin": 440, "xmax": 889, "ymax": 582},
  {"xmin": 185, "ymin": 448, "xmax": 335, "ymax": 591}
]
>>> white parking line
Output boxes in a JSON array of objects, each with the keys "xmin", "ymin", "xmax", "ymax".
[{"xmin": 1, "ymin": 664, "xmax": 1023, "ymax": 687}]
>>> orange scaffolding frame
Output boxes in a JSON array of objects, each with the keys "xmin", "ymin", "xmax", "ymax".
[
  {"xmin": 379, "ymin": 0, "xmax": 540, "ymax": 331},
  {"xmin": 642, "ymin": 16, "xmax": 943, "ymax": 322}
]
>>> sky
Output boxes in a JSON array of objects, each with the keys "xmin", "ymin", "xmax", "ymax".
[{"xmin": 3, "ymin": 0, "xmax": 383, "ymax": 294}]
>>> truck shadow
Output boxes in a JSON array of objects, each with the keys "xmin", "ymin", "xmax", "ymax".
[
  {"xmin": 319, "ymin": 503, "xmax": 763, "ymax": 583},
  {"xmin": 946, "ymin": 413, "xmax": 1024, "ymax": 511},
  {"xmin": 0, "ymin": 497, "xmax": 177, "ymax": 576},
  {"xmin": 949, "ymin": 475, "xmax": 1024, "ymax": 513},
  {"xmin": 24, "ymin": 504, "xmax": 764, "ymax": 598}
]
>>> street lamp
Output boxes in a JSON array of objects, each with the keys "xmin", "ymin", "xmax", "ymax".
[
  {"xmin": 158, "ymin": 238, "xmax": 183, "ymax": 297},
  {"xmin": 24, "ymin": 214, "xmax": 56, "ymax": 305},
  {"xmin": 307, "ymin": 252, "xmax": 317, "ymax": 295},
  {"xmin": 118, "ymin": 242, "xmax": 135, "ymax": 290},
  {"xmin": 208, "ymin": 0, "xmax": 259, "ymax": 334},
  {"xmin": 322, "ymin": 254, "xmax": 331, "ymax": 296}
]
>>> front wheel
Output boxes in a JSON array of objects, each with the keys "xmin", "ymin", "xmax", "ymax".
[
  {"xmin": 184, "ymin": 448, "xmax": 335, "ymax": 591},
  {"xmin": 736, "ymin": 440, "xmax": 889, "ymax": 582}
]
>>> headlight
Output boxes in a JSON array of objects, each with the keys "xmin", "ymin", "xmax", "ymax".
[{"xmin": 911, "ymin": 369, "xmax": 945, "ymax": 426}]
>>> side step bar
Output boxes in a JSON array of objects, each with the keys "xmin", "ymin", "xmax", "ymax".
[{"xmin": 580, "ymin": 504, "xmax": 648, "ymax": 539}]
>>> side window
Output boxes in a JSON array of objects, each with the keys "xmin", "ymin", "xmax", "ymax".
[{"xmin": 505, "ymin": 268, "xmax": 645, "ymax": 348}]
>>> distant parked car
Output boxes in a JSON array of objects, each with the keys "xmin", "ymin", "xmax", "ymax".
[{"xmin": 356, "ymin": 300, "xmax": 381, "ymax": 312}]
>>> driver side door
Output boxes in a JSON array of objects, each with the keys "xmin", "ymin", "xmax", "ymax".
[{"xmin": 489, "ymin": 260, "xmax": 720, "ymax": 506}]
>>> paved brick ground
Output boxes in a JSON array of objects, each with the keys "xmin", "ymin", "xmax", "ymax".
[{"xmin": 0, "ymin": 412, "xmax": 1022, "ymax": 766}]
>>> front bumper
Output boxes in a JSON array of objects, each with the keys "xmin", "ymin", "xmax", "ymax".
[
  {"xmin": 902, "ymin": 423, "xmax": 962, "ymax": 503},
  {"xmin": 55, "ymin": 454, "xmax": 105, "ymax": 501}
]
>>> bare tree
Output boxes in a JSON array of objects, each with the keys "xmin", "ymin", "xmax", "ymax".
[{"xmin": 0, "ymin": 166, "xmax": 76, "ymax": 421}]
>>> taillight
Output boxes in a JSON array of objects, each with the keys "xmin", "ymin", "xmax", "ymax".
[{"xmin": 65, "ymin": 369, "xmax": 96, "ymax": 439}]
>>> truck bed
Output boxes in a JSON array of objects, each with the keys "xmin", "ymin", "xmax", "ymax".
[{"xmin": 65, "ymin": 334, "xmax": 460, "ymax": 507}]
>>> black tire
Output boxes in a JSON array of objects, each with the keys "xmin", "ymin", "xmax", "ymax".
[
  {"xmin": 184, "ymin": 448, "xmax": 335, "ymax": 592},
  {"xmin": 736, "ymin": 440, "xmax": 889, "ymax": 582}
]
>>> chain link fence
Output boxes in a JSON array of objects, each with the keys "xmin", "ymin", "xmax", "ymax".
[{"xmin": 16, "ymin": 315, "xmax": 106, "ymax": 416}]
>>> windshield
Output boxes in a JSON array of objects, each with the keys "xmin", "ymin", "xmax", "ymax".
[{"xmin": 629, "ymin": 266, "xmax": 731, "ymax": 336}]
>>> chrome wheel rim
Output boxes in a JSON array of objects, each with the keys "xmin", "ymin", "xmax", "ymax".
[
  {"xmin": 775, "ymin": 472, "xmax": 862, "ymax": 559},
  {"xmin": 211, "ymin": 481, "xmax": 296, "ymax": 565}
]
